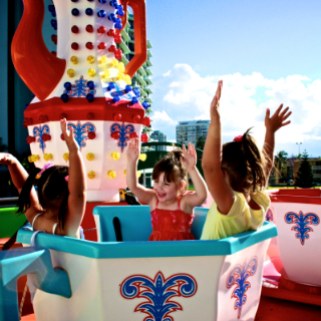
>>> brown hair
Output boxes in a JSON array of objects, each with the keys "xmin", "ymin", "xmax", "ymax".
[
  {"xmin": 18, "ymin": 165, "xmax": 69, "ymax": 228},
  {"xmin": 152, "ymin": 149, "xmax": 187, "ymax": 185},
  {"xmin": 221, "ymin": 128, "xmax": 267, "ymax": 193}
]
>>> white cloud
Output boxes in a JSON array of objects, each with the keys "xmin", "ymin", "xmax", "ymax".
[
  {"xmin": 152, "ymin": 110, "xmax": 176, "ymax": 125},
  {"xmin": 150, "ymin": 63, "xmax": 321, "ymax": 157}
]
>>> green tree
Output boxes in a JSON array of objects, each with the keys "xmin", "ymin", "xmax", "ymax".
[
  {"xmin": 295, "ymin": 151, "xmax": 314, "ymax": 188},
  {"xmin": 274, "ymin": 150, "xmax": 289, "ymax": 183}
]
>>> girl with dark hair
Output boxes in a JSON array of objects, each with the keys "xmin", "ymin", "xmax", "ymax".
[
  {"xmin": 0, "ymin": 119, "xmax": 86, "ymax": 238},
  {"xmin": 201, "ymin": 80, "xmax": 292, "ymax": 240},
  {"xmin": 126, "ymin": 138, "xmax": 207, "ymax": 241}
]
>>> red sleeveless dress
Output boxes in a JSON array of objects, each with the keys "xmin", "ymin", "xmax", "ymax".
[{"xmin": 149, "ymin": 199, "xmax": 195, "ymax": 241}]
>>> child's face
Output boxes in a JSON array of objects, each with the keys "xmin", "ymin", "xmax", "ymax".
[{"xmin": 153, "ymin": 172, "xmax": 180, "ymax": 204}]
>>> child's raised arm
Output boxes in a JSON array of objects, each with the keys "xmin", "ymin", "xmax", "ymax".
[
  {"xmin": 202, "ymin": 80, "xmax": 234, "ymax": 214},
  {"xmin": 60, "ymin": 118, "xmax": 86, "ymax": 235},
  {"xmin": 263, "ymin": 104, "xmax": 292, "ymax": 179},
  {"xmin": 180, "ymin": 143, "xmax": 207, "ymax": 212},
  {"xmin": 126, "ymin": 137, "xmax": 155, "ymax": 205},
  {"xmin": 0, "ymin": 153, "xmax": 39, "ymax": 208},
  {"xmin": 0, "ymin": 153, "xmax": 28, "ymax": 193}
]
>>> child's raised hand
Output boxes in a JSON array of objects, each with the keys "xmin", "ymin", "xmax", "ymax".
[
  {"xmin": 210, "ymin": 80, "xmax": 223, "ymax": 119},
  {"xmin": 127, "ymin": 137, "xmax": 140, "ymax": 163},
  {"xmin": 0, "ymin": 153, "xmax": 15, "ymax": 166},
  {"xmin": 60, "ymin": 118, "xmax": 79, "ymax": 152},
  {"xmin": 181, "ymin": 143, "xmax": 197, "ymax": 171},
  {"xmin": 265, "ymin": 104, "xmax": 292, "ymax": 133}
]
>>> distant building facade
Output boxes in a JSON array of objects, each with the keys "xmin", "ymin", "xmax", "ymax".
[
  {"xmin": 270, "ymin": 156, "xmax": 321, "ymax": 186},
  {"xmin": 176, "ymin": 120, "xmax": 210, "ymax": 146}
]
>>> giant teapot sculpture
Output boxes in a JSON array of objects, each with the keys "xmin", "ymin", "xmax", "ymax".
[{"xmin": 11, "ymin": 0, "xmax": 149, "ymax": 202}]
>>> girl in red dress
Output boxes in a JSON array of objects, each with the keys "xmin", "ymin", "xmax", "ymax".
[{"xmin": 126, "ymin": 138, "xmax": 207, "ymax": 241}]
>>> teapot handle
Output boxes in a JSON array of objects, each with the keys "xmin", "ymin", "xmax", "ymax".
[
  {"xmin": 11, "ymin": 0, "xmax": 66, "ymax": 101},
  {"xmin": 121, "ymin": 0, "xmax": 147, "ymax": 77}
]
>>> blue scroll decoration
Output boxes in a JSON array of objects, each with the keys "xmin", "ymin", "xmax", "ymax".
[
  {"xmin": 226, "ymin": 257, "xmax": 257, "ymax": 319},
  {"xmin": 33, "ymin": 124, "xmax": 50, "ymax": 152},
  {"xmin": 285, "ymin": 210, "xmax": 320, "ymax": 245},
  {"xmin": 120, "ymin": 271, "xmax": 197, "ymax": 321},
  {"xmin": 67, "ymin": 121, "xmax": 96, "ymax": 148},
  {"xmin": 69, "ymin": 76, "xmax": 95, "ymax": 97},
  {"xmin": 111, "ymin": 123, "xmax": 135, "ymax": 151}
]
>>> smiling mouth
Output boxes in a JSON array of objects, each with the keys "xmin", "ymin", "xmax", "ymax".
[{"xmin": 157, "ymin": 192, "xmax": 166, "ymax": 198}]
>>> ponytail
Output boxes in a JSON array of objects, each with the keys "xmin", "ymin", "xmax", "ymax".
[
  {"xmin": 242, "ymin": 129, "xmax": 266, "ymax": 191},
  {"xmin": 222, "ymin": 129, "xmax": 266, "ymax": 193},
  {"xmin": 17, "ymin": 168, "xmax": 40, "ymax": 213}
]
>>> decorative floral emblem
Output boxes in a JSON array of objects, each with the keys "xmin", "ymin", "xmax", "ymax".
[
  {"xmin": 226, "ymin": 257, "xmax": 257, "ymax": 319},
  {"xmin": 265, "ymin": 208, "xmax": 273, "ymax": 222},
  {"xmin": 67, "ymin": 121, "xmax": 96, "ymax": 148},
  {"xmin": 32, "ymin": 124, "xmax": 50, "ymax": 152},
  {"xmin": 120, "ymin": 271, "xmax": 197, "ymax": 321},
  {"xmin": 65, "ymin": 76, "xmax": 95, "ymax": 98},
  {"xmin": 111, "ymin": 123, "xmax": 136, "ymax": 151},
  {"xmin": 284, "ymin": 211, "xmax": 320, "ymax": 245}
]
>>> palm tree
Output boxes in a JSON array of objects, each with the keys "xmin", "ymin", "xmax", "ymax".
[{"xmin": 274, "ymin": 150, "xmax": 288, "ymax": 184}]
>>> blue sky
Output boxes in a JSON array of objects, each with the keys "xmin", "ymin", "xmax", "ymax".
[{"xmin": 145, "ymin": 0, "xmax": 321, "ymax": 157}]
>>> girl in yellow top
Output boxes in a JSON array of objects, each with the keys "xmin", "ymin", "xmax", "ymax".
[{"xmin": 201, "ymin": 80, "xmax": 292, "ymax": 240}]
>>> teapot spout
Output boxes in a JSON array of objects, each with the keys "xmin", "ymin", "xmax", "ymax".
[{"xmin": 11, "ymin": 0, "xmax": 65, "ymax": 101}]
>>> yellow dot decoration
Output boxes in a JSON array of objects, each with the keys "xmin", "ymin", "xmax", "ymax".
[
  {"xmin": 67, "ymin": 68, "xmax": 76, "ymax": 77},
  {"xmin": 107, "ymin": 170, "xmax": 117, "ymax": 179},
  {"xmin": 139, "ymin": 153, "xmax": 147, "ymax": 161},
  {"xmin": 137, "ymin": 171, "xmax": 142, "ymax": 178},
  {"xmin": 87, "ymin": 68, "xmax": 96, "ymax": 77},
  {"xmin": 88, "ymin": 170, "xmax": 96, "ymax": 179},
  {"xmin": 28, "ymin": 154, "xmax": 40, "ymax": 163},
  {"xmin": 86, "ymin": 153, "xmax": 95, "ymax": 161},
  {"xmin": 70, "ymin": 55, "xmax": 79, "ymax": 64},
  {"xmin": 118, "ymin": 62, "xmax": 125, "ymax": 73},
  {"xmin": 43, "ymin": 153, "xmax": 53, "ymax": 161},
  {"xmin": 97, "ymin": 56, "xmax": 131, "ymax": 84},
  {"xmin": 87, "ymin": 55, "xmax": 95, "ymax": 64},
  {"xmin": 100, "ymin": 70, "xmax": 110, "ymax": 81},
  {"xmin": 109, "ymin": 58, "xmax": 119, "ymax": 68},
  {"xmin": 123, "ymin": 74, "xmax": 132, "ymax": 85},
  {"xmin": 97, "ymin": 56, "xmax": 108, "ymax": 66},
  {"xmin": 111, "ymin": 151, "xmax": 120, "ymax": 160},
  {"xmin": 63, "ymin": 152, "xmax": 69, "ymax": 161}
]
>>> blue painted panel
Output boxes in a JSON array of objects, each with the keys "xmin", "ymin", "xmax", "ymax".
[
  {"xmin": 93, "ymin": 205, "xmax": 152, "ymax": 241},
  {"xmin": 93, "ymin": 205, "xmax": 208, "ymax": 241},
  {"xmin": 17, "ymin": 217, "xmax": 277, "ymax": 260}
]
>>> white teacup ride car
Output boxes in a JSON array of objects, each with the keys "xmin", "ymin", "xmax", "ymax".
[
  {"xmin": 0, "ymin": 206, "xmax": 277, "ymax": 321},
  {"xmin": 264, "ymin": 189, "xmax": 321, "ymax": 305}
]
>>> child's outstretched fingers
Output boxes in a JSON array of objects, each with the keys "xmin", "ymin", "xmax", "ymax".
[
  {"xmin": 265, "ymin": 104, "xmax": 292, "ymax": 133},
  {"xmin": 60, "ymin": 118, "xmax": 70, "ymax": 141},
  {"xmin": 188, "ymin": 143, "xmax": 196, "ymax": 158},
  {"xmin": 60, "ymin": 118, "xmax": 78, "ymax": 151},
  {"xmin": 127, "ymin": 137, "xmax": 140, "ymax": 162},
  {"xmin": 210, "ymin": 80, "xmax": 223, "ymax": 112},
  {"xmin": 181, "ymin": 143, "xmax": 197, "ymax": 170}
]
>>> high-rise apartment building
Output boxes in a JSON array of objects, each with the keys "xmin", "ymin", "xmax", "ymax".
[{"xmin": 176, "ymin": 120, "xmax": 210, "ymax": 146}]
